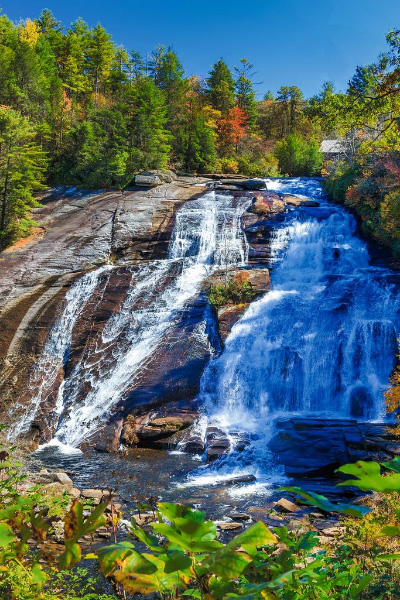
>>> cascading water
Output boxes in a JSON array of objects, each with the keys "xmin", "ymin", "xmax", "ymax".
[
  {"xmin": 19, "ymin": 192, "xmax": 250, "ymax": 448},
  {"xmin": 185, "ymin": 178, "xmax": 400, "ymax": 489},
  {"xmin": 9, "ymin": 266, "xmax": 110, "ymax": 439}
]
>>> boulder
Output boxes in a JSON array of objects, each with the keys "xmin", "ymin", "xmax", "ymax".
[
  {"xmin": 135, "ymin": 173, "xmax": 163, "ymax": 187},
  {"xmin": 121, "ymin": 414, "xmax": 139, "ymax": 447},
  {"xmin": 252, "ymin": 195, "xmax": 285, "ymax": 217},
  {"xmin": 275, "ymin": 498, "xmax": 300, "ymax": 513},
  {"xmin": 303, "ymin": 200, "xmax": 320, "ymax": 207},
  {"xmin": 240, "ymin": 179, "xmax": 267, "ymax": 191},
  {"xmin": 219, "ymin": 474, "xmax": 256, "ymax": 486},
  {"xmin": 283, "ymin": 195, "xmax": 303, "ymax": 206}
]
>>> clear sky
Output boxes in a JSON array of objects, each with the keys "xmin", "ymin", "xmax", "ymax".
[{"xmin": 3, "ymin": 0, "xmax": 400, "ymax": 98}]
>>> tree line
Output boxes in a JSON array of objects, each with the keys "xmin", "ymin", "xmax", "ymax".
[
  {"xmin": 2, "ymin": 9, "xmax": 400, "ymax": 253},
  {"xmin": 0, "ymin": 8, "xmax": 323, "ymax": 248}
]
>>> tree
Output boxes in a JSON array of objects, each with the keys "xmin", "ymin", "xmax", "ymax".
[
  {"xmin": 0, "ymin": 107, "xmax": 47, "ymax": 248},
  {"xmin": 206, "ymin": 59, "xmax": 235, "ymax": 114},
  {"xmin": 275, "ymin": 133, "xmax": 322, "ymax": 176},
  {"xmin": 128, "ymin": 77, "xmax": 171, "ymax": 171},
  {"xmin": 234, "ymin": 58, "xmax": 258, "ymax": 129},
  {"xmin": 84, "ymin": 24, "xmax": 115, "ymax": 107},
  {"xmin": 275, "ymin": 86, "xmax": 305, "ymax": 136},
  {"xmin": 217, "ymin": 106, "xmax": 246, "ymax": 156},
  {"xmin": 175, "ymin": 77, "xmax": 216, "ymax": 172}
]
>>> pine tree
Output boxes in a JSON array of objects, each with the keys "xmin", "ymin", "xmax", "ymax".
[
  {"xmin": 234, "ymin": 58, "xmax": 258, "ymax": 129},
  {"xmin": 206, "ymin": 59, "xmax": 235, "ymax": 114},
  {"xmin": 84, "ymin": 24, "xmax": 115, "ymax": 107},
  {"xmin": 0, "ymin": 107, "xmax": 47, "ymax": 248}
]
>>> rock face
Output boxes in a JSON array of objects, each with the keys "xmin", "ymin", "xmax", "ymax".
[
  {"xmin": 0, "ymin": 177, "xmax": 208, "ymax": 444},
  {"xmin": 270, "ymin": 418, "xmax": 400, "ymax": 480}
]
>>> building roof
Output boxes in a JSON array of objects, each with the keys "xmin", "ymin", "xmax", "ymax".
[{"xmin": 319, "ymin": 139, "xmax": 346, "ymax": 154}]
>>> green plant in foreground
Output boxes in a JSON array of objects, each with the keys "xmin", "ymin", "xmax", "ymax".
[{"xmin": 4, "ymin": 426, "xmax": 400, "ymax": 600}]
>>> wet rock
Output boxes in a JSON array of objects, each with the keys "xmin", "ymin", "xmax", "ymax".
[
  {"xmin": 303, "ymin": 200, "xmax": 320, "ymax": 207},
  {"xmin": 240, "ymin": 179, "xmax": 267, "ymax": 191},
  {"xmin": 283, "ymin": 195, "xmax": 303, "ymax": 206},
  {"xmin": 227, "ymin": 513, "xmax": 251, "ymax": 521},
  {"xmin": 217, "ymin": 305, "xmax": 245, "ymax": 342},
  {"xmin": 206, "ymin": 426, "xmax": 231, "ymax": 462},
  {"xmin": 252, "ymin": 194, "xmax": 285, "ymax": 217},
  {"xmin": 121, "ymin": 415, "xmax": 139, "ymax": 447},
  {"xmin": 215, "ymin": 184, "xmax": 243, "ymax": 191},
  {"xmin": 275, "ymin": 498, "xmax": 300, "ymax": 513},
  {"xmin": 219, "ymin": 474, "xmax": 257, "ymax": 486},
  {"xmin": 0, "ymin": 179, "xmax": 208, "ymax": 446},
  {"xmin": 270, "ymin": 418, "xmax": 397, "ymax": 484}
]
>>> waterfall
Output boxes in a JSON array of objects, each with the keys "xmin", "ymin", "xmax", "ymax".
[
  {"xmin": 201, "ymin": 179, "xmax": 400, "ymax": 433},
  {"xmin": 19, "ymin": 192, "xmax": 250, "ymax": 447},
  {"xmin": 9, "ymin": 267, "xmax": 109, "ymax": 439}
]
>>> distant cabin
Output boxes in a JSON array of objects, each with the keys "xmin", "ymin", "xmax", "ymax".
[{"xmin": 319, "ymin": 139, "xmax": 346, "ymax": 161}]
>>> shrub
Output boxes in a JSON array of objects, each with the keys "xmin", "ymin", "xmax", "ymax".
[{"xmin": 208, "ymin": 270, "xmax": 257, "ymax": 308}]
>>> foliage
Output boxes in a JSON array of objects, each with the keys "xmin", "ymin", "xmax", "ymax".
[
  {"xmin": 275, "ymin": 134, "xmax": 323, "ymax": 176},
  {"xmin": 4, "ymin": 423, "xmax": 400, "ymax": 598},
  {"xmin": 208, "ymin": 270, "xmax": 257, "ymax": 309},
  {"xmin": 0, "ymin": 106, "xmax": 47, "ymax": 249}
]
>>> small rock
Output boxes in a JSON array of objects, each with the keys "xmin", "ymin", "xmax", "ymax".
[
  {"xmin": 132, "ymin": 513, "xmax": 155, "ymax": 526},
  {"xmin": 275, "ymin": 498, "xmax": 300, "ymax": 513},
  {"xmin": 82, "ymin": 489, "xmax": 105, "ymax": 500},
  {"xmin": 227, "ymin": 513, "xmax": 251, "ymax": 521},
  {"xmin": 313, "ymin": 519, "xmax": 338, "ymax": 531},
  {"xmin": 303, "ymin": 200, "xmax": 320, "ymax": 207},
  {"xmin": 219, "ymin": 474, "xmax": 257, "ymax": 486},
  {"xmin": 215, "ymin": 521, "xmax": 243, "ymax": 531},
  {"xmin": 70, "ymin": 488, "xmax": 81, "ymax": 499},
  {"xmin": 53, "ymin": 472, "xmax": 74, "ymax": 488}
]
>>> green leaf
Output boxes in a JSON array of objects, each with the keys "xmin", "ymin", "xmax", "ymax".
[
  {"xmin": 376, "ymin": 553, "xmax": 400, "ymax": 561},
  {"xmin": 164, "ymin": 551, "xmax": 192, "ymax": 574},
  {"xmin": 281, "ymin": 486, "xmax": 370, "ymax": 517},
  {"xmin": 206, "ymin": 549, "xmax": 253, "ymax": 578},
  {"xmin": 379, "ymin": 525, "xmax": 400, "ymax": 537},
  {"xmin": 337, "ymin": 461, "xmax": 400, "ymax": 492},
  {"xmin": 59, "ymin": 542, "xmax": 82, "ymax": 570},
  {"xmin": 182, "ymin": 589, "xmax": 202, "ymax": 598},
  {"xmin": 31, "ymin": 563, "xmax": 46, "ymax": 588},
  {"xmin": 97, "ymin": 541, "xmax": 157, "ymax": 577},
  {"xmin": 0, "ymin": 523, "xmax": 15, "ymax": 547},
  {"xmin": 227, "ymin": 522, "xmax": 277, "ymax": 549},
  {"xmin": 128, "ymin": 519, "xmax": 164, "ymax": 552}
]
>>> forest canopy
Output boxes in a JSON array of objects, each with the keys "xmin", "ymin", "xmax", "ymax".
[{"xmin": 1, "ymin": 9, "xmax": 400, "ymax": 252}]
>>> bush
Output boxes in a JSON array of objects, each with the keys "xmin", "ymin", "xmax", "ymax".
[
  {"xmin": 208, "ymin": 270, "xmax": 257, "ymax": 308},
  {"xmin": 275, "ymin": 134, "xmax": 323, "ymax": 176}
]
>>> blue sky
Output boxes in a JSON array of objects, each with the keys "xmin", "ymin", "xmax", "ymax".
[{"xmin": 3, "ymin": 0, "xmax": 400, "ymax": 98}]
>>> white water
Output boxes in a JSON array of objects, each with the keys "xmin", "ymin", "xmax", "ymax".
[
  {"xmin": 185, "ymin": 178, "xmax": 400, "ymax": 490},
  {"xmin": 26, "ymin": 192, "xmax": 250, "ymax": 447},
  {"xmin": 9, "ymin": 266, "xmax": 109, "ymax": 439}
]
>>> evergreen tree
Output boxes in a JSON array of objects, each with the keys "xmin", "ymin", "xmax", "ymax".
[
  {"xmin": 0, "ymin": 107, "xmax": 47, "ymax": 248},
  {"xmin": 234, "ymin": 58, "xmax": 258, "ymax": 129},
  {"xmin": 206, "ymin": 59, "xmax": 235, "ymax": 114},
  {"xmin": 84, "ymin": 24, "xmax": 115, "ymax": 107}
]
